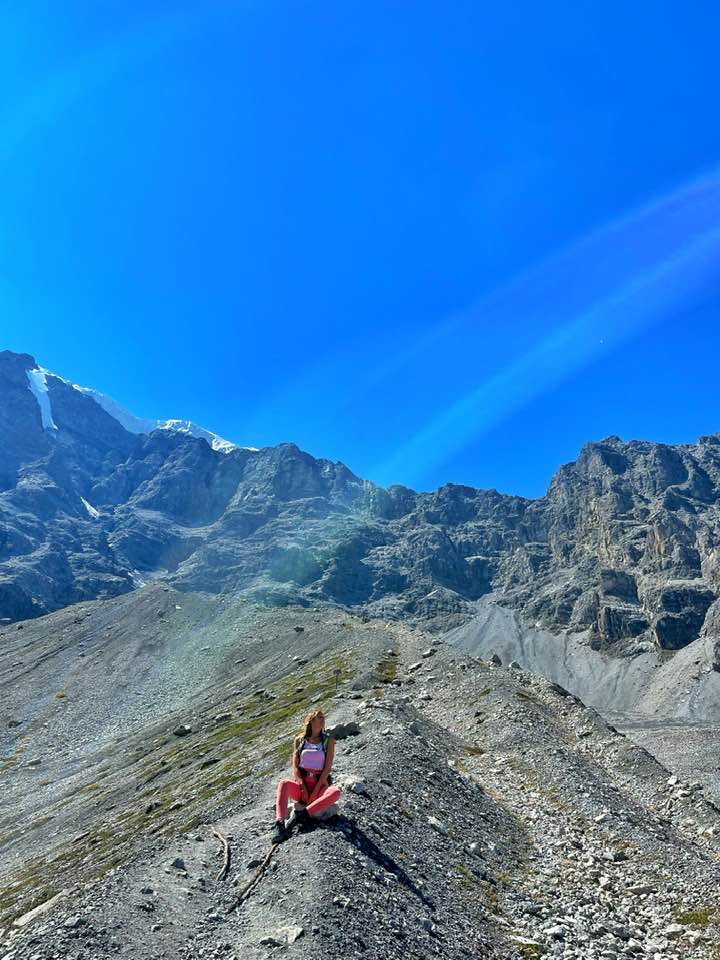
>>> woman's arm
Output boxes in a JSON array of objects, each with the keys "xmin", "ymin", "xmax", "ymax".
[
  {"xmin": 317, "ymin": 737, "xmax": 335, "ymax": 787},
  {"xmin": 292, "ymin": 740, "xmax": 304, "ymax": 784}
]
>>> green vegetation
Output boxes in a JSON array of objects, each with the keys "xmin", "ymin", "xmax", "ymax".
[
  {"xmin": 675, "ymin": 905, "xmax": 718, "ymax": 927},
  {"xmin": 376, "ymin": 652, "xmax": 398, "ymax": 684},
  {"xmin": 454, "ymin": 863, "xmax": 476, "ymax": 889},
  {"xmin": 516, "ymin": 943, "xmax": 544, "ymax": 959},
  {"xmin": 0, "ymin": 651, "xmax": 355, "ymax": 926},
  {"xmin": 515, "ymin": 690, "xmax": 543, "ymax": 706}
]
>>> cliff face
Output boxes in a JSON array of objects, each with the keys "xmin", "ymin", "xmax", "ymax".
[{"xmin": 2, "ymin": 350, "xmax": 720, "ymax": 660}]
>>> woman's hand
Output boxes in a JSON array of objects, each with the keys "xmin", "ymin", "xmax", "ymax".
[{"xmin": 308, "ymin": 779, "xmax": 326, "ymax": 804}]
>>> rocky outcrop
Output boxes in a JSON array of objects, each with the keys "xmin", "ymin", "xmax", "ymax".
[{"xmin": 2, "ymin": 351, "xmax": 720, "ymax": 661}]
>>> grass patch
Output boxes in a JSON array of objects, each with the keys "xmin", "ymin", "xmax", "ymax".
[
  {"xmin": 675, "ymin": 906, "xmax": 718, "ymax": 927},
  {"xmin": 0, "ymin": 651, "xmax": 355, "ymax": 926},
  {"xmin": 376, "ymin": 653, "xmax": 398, "ymax": 684},
  {"xmin": 483, "ymin": 882, "xmax": 501, "ymax": 914},
  {"xmin": 515, "ymin": 690, "xmax": 543, "ymax": 706},
  {"xmin": 517, "ymin": 944, "xmax": 544, "ymax": 959},
  {"xmin": 454, "ymin": 863, "xmax": 476, "ymax": 889}
]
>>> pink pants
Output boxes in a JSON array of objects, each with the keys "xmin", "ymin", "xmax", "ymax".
[{"xmin": 276, "ymin": 772, "xmax": 341, "ymax": 820}]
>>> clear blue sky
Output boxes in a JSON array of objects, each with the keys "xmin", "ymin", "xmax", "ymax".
[{"xmin": 2, "ymin": 1, "xmax": 720, "ymax": 497}]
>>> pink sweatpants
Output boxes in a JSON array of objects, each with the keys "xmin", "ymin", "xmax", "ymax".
[{"xmin": 276, "ymin": 774, "xmax": 341, "ymax": 820}]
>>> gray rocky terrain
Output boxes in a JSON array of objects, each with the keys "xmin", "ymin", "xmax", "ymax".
[
  {"xmin": 2, "ymin": 590, "xmax": 720, "ymax": 960},
  {"xmin": 3, "ymin": 347, "xmax": 720, "ymax": 958}
]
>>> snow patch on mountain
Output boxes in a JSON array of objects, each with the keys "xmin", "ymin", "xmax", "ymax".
[
  {"xmin": 62, "ymin": 380, "xmax": 256, "ymax": 453},
  {"xmin": 73, "ymin": 385, "xmax": 158, "ymax": 435},
  {"xmin": 26, "ymin": 368, "xmax": 58, "ymax": 431}
]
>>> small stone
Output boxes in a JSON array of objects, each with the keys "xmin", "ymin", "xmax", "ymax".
[
  {"xmin": 173, "ymin": 725, "xmax": 192, "ymax": 737},
  {"xmin": 63, "ymin": 916, "xmax": 83, "ymax": 930},
  {"xmin": 348, "ymin": 781, "xmax": 369, "ymax": 796},
  {"xmin": 427, "ymin": 816, "xmax": 449, "ymax": 837},
  {"xmin": 488, "ymin": 653, "xmax": 502, "ymax": 666},
  {"xmin": 170, "ymin": 857, "xmax": 186, "ymax": 870}
]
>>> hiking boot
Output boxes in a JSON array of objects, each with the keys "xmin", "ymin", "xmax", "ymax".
[
  {"xmin": 285, "ymin": 807, "xmax": 309, "ymax": 833},
  {"xmin": 270, "ymin": 819, "xmax": 289, "ymax": 844}
]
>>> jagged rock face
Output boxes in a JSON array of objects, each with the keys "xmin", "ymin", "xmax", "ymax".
[{"xmin": 1, "ymin": 350, "xmax": 720, "ymax": 657}]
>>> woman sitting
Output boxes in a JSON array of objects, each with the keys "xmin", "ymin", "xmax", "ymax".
[{"xmin": 272, "ymin": 709, "xmax": 341, "ymax": 842}]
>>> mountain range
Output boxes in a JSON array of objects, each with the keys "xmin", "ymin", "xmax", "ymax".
[
  {"xmin": 3, "ymin": 347, "xmax": 720, "ymax": 958},
  {"xmin": 2, "ymin": 348, "xmax": 719, "ymax": 670}
]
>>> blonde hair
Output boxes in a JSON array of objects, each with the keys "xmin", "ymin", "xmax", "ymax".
[{"xmin": 294, "ymin": 709, "xmax": 325, "ymax": 754}]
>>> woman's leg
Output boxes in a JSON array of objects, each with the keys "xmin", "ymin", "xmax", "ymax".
[
  {"xmin": 276, "ymin": 778, "xmax": 302, "ymax": 820},
  {"xmin": 306, "ymin": 783, "xmax": 341, "ymax": 817}
]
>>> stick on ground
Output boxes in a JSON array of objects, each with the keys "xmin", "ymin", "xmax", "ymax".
[
  {"xmin": 212, "ymin": 828, "xmax": 231, "ymax": 882},
  {"xmin": 226, "ymin": 843, "xmax": 279, "ymax": 911}
]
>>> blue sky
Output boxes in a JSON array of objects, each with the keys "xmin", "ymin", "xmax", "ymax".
[{"xmin": 2, "ymin": 1, "xmax": 720, "ymax": 497}]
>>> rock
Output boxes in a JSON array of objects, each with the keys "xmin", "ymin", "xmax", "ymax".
[
  {"xmin": 325, "ymin": 720, "xmax": 361, "ymax": 739},
  {"xmin": 170, "ymin": 858, "xmax": 186, "ymax": 870},
  {"xmin": 260, "ymin": 925, "xmax": 304, "ymax": 946},
  {"xmin": 173, "ymin": 724, "xmax": 192, "ymax": 737},
  {"xmin": 347, "ymin": 780, "xmax": 369, "ymax": 796},
  {"xmin": 488, "ymin": 653, "xmax": 502, "ymax": 666},
  {"xmin": 421, "ymin": 648, "xmax": 435, "ymax": 658},
  {"xmin": 214, "ymin": 712, "xmax": 232, "ymax": 723},
  {"xmin": 509, "ymin": 660, "xmax": 521, "ymax": 670},
  {"xmin": 63, "ymin": 915, "xmax": 84, "ymax": 929},
  {"xmin": 12, "ymin": 891, "xmax": 68, "ymax": 928},
  {"xmin": 26, "ymin": 757, "xmax": 41, "ymax": 767},
  {"xmin": 427, "ymin": 816, "xmax": 449, "ymax": 837}
]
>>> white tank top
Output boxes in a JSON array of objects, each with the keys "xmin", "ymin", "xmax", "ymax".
[{"xmin": 299, "ymin": 738, "xmax": 325, "ymax": 771}]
